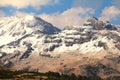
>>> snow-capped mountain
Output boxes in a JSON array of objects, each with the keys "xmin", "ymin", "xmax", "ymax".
[
  {"xmin": 0, "ymin": 15, "xmax": 120, "ymax": 78},
  {"xmin": 0, "ymin": 15, "xmax": 60, "ymax": 46}
]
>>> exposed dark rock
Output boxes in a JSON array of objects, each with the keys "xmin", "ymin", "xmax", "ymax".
[
  {"xmin": 22, "ymin": 66, "xmax": 31, "ymax": 71},
  {"xmin": 84, "ymin": 17, "xmax": 118, "ymax": 30},
  {"xmin": 86, "ymin": 17, "xmax": 98, "ymax": 23},
  {"xmin": 104, "ymin": 24, "xmax": 117, "ymax": 30},
  {"xmin": 104, "ymin": 32, "xmax": 120, "ymax": 43},
  {"xmin": 0, "ymin": 52, "xmax": 6, "ymax": 58},
  {"xmin": 4, "ymin": 60, "xmax": 13, "ymax": 68},
  {"xmin": 20, "ymin": 47, "xmax": 33, "ymax": 60},
  {"xmin": 115, "ymin": 44, "xmax": 120, "ymax": 50},
  {"xmin": 49, "ymin": 44, "xmax": 59, "ymax": 51},
  {"xmin": 97, "ymin": 41, "xmax": 107, "ymax": 49}
]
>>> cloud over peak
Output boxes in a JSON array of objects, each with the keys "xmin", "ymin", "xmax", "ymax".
[
  {"xmin": 40, "ymin": 7, "xmax": 94, "ymax": 28},
  {"xmin": 0, "ymin": 0, "xmax": 59, "ymax": 9},
  {"xmin": 100, "ymin": 6, "xmax": 120, "ymax": 21}
]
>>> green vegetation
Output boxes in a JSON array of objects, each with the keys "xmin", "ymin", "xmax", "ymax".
[{"xmin": 0, "ymin": 70, "xmax": 119, "ymax": 80}]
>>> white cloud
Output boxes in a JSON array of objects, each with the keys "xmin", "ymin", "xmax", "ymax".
[
  {"xmin": 73, "ymin": 0, "xmax": 103, "ymax": 10},
  {"xmin": 0, "ymin": 10, "xmax": 6, "ymax": 17},
  {"xmin": 13, "ymin": 11, "xmax": 35, "ymax": 17},
  {"xmin": 100, "ymin": 6, "xmax": 120, "ymax": 21},
  {"xmin": 0, "ymin": 0, "xmax": 59, "ymax": 9},
  {"xmin": 40, "ymin": 7, "xmax": 94, "ymax": 28}
]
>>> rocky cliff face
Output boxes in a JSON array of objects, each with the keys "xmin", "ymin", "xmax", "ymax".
[{"xmin": 0, "ymin": 16, "xmax": 120, "ymax": 78}]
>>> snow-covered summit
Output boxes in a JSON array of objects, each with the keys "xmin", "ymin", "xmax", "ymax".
[
  {"xmin": 0, "ymin": 15, "xmax": 60, "ymax": 45},
  {"xmin": 0, "ymin": 15, "xmax": 60, "ymax": 34},
  {"xmin": 23, "ymin": 15, "xmax": 60, "ymax": 34}
]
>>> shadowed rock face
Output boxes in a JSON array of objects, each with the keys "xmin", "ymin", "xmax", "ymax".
[
  {"xmin": 84, "ymin": 17, "xmax": 104, "ymax": 30},
  {"xmin": 84, "ymin": 17, "xmax": 117, "ymax": 30},
  {"xmin": 104, "ymin": 24, "xmax": 117, "ymax": 30}
]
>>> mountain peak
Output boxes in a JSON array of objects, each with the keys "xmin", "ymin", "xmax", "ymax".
[
  {"xmin": 0, "ymin": 15, "xmax": 60, "ymax": 45},
  {"xmin": 24, "ymin": 15, "xmax": 37, "ymax": 22},
  {"xmin": 87, "ymin": 17, "xmax": 98, "ymax": 22},
  {"xmin": 83, "ymin": 17, "xmax": 117, "ymax": 30},
  {"xmin": 23, "ymin": 15, "xmax": 39, "ymax": 27}
]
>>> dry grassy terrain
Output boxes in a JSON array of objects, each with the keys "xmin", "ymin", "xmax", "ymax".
[{"xmin": 4, "ymin": 51, "xmax": 119, "ymax": 79}]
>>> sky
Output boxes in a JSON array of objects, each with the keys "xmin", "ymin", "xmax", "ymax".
[{"xmin": 0, "ymin": 0, "xmax": 120, "ymax": 28}]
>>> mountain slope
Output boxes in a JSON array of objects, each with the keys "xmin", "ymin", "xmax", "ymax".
[{"xmin": 0, "ymin": 16, "xmax": 119, "ymax": 78}]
